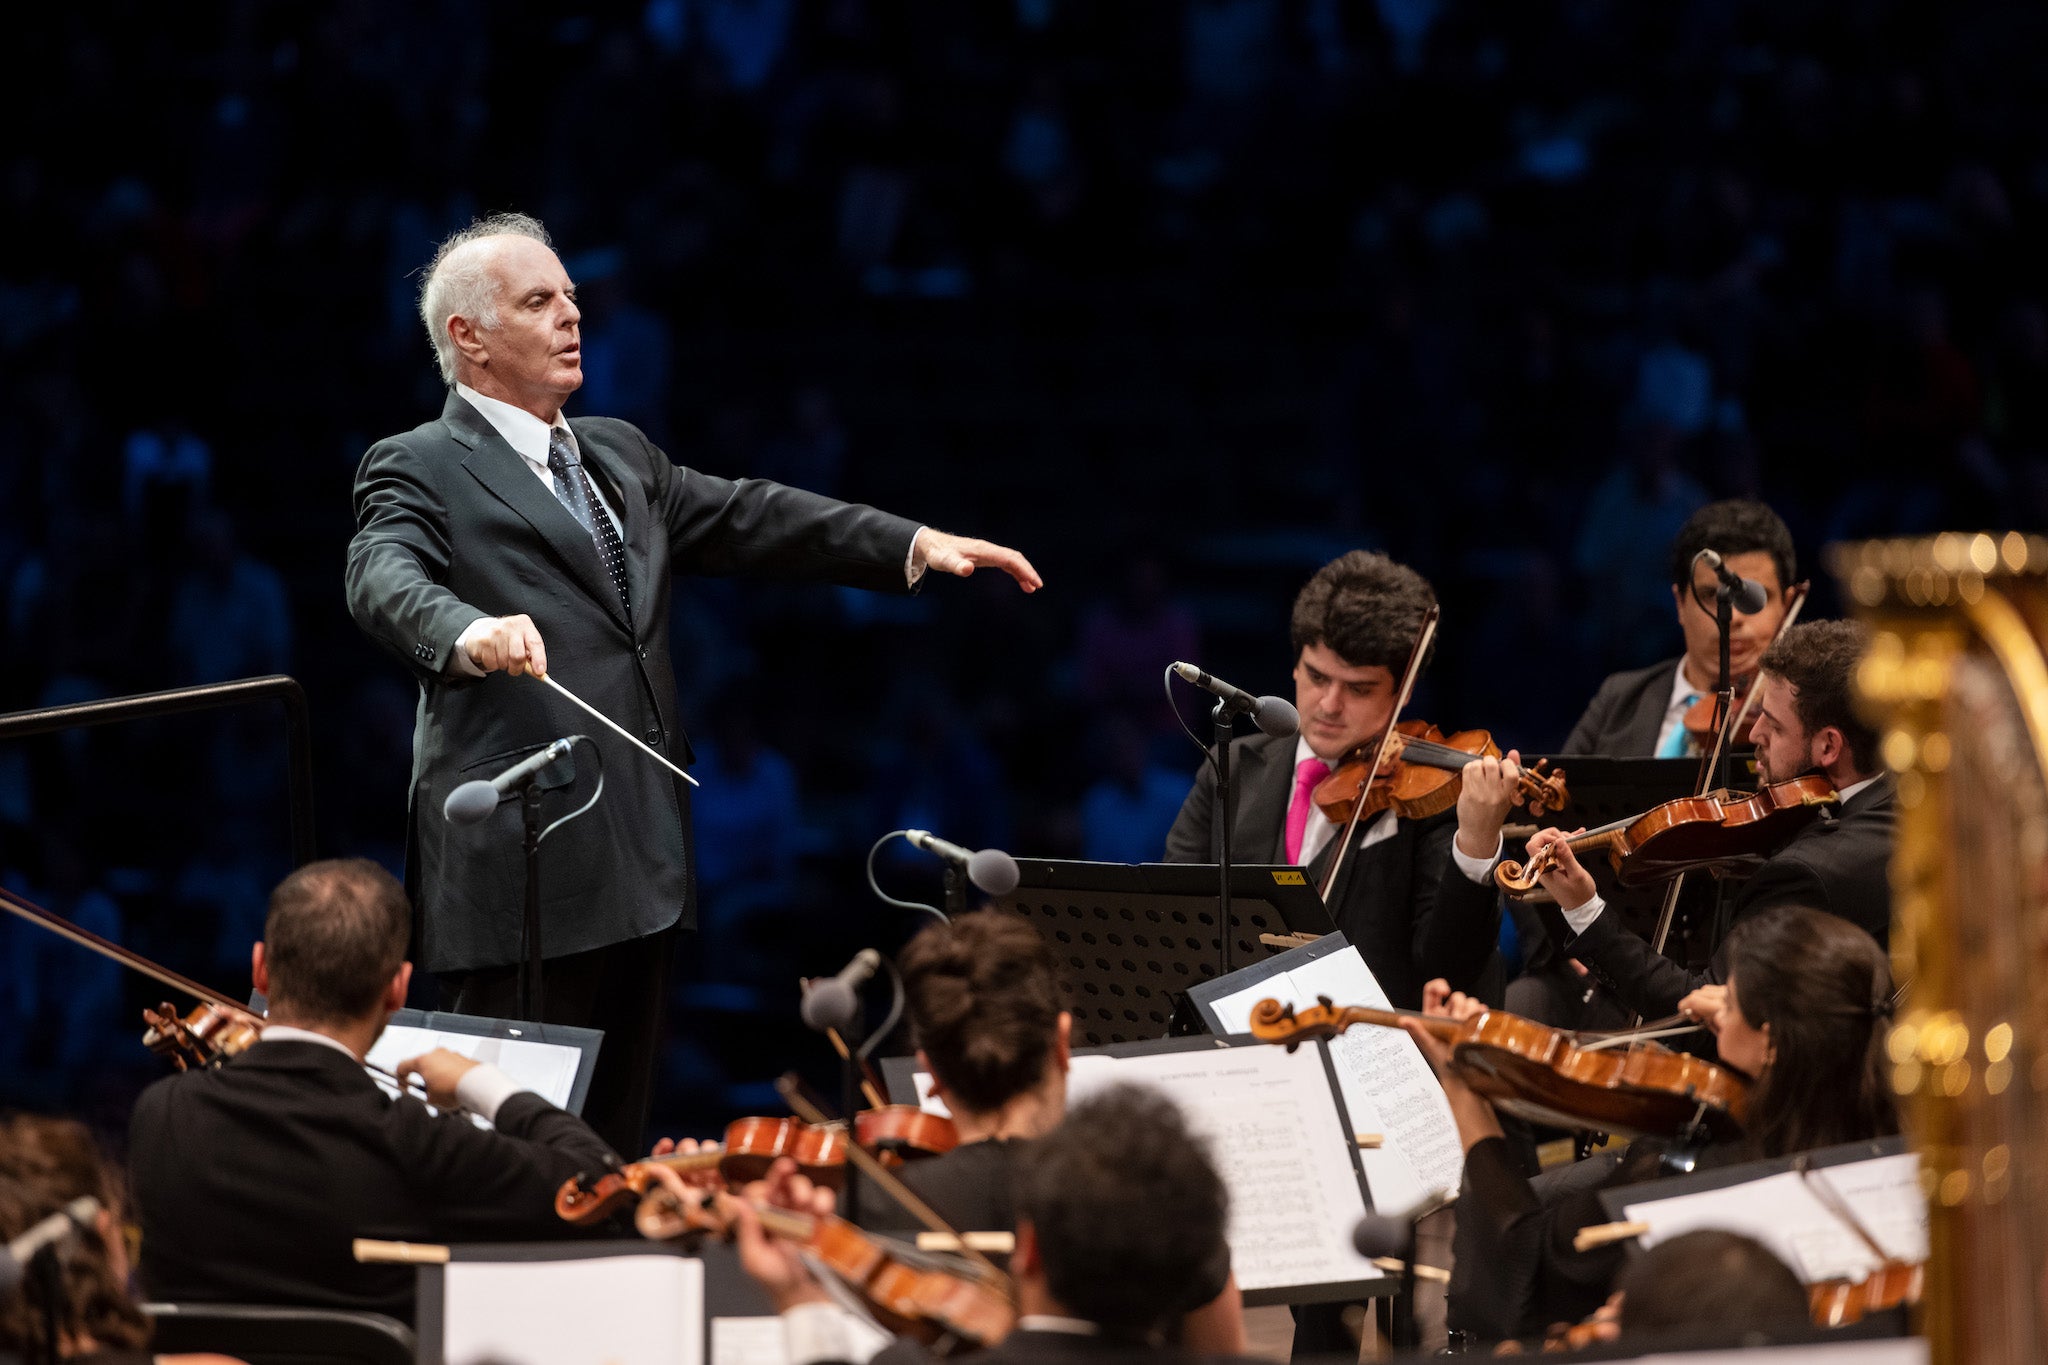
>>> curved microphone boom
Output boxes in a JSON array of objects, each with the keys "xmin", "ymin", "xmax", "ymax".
[
  {"xmin": 443, "ymin": 738, "xmax": 575, "ymax": 825},
  {"xmin": 0, "ymin": 1195, "xmax": 100, "ymax": 1297},
  {"xmin": 903, "ymin": 830, "xmax": 1021, "ymax": 895},
  {"xmin": 1170, "ymin": 662, "xmax": 1299, "ymax": 739}
]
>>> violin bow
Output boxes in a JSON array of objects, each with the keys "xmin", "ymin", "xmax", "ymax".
[
  {"xmin": 0, "ymin": 884, "xmax": 470, "ymax": 1116},
  {"xmin": 1318, "ymin": 605, "xmax": 1439, "ymax": 906},
  {"xmin": 775, "ymin": 1073, "xmax": 1010, "ymax": 1287}
]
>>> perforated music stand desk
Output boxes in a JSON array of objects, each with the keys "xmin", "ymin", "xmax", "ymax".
[{"xmin": 989, "ymin": 859, "xmax": 1335, "ymax": 1048}]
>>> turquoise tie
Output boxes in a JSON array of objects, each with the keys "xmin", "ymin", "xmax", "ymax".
[{"xmin": 1658, "ymin": 693, "xmax": 1701, "ymax": 758}]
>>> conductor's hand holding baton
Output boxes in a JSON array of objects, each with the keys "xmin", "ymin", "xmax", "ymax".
[{"xmin": 461, "ymin": 613, "xmax": 550, "ymax": 677}]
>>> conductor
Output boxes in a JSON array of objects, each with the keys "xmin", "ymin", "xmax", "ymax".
[{"xmin": 346, "ymin": 213, "xmax": 1039, "ymax": 1154}]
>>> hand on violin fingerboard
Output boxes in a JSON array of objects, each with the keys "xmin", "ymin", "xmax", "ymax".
[
  {"xmin": 1525, "ymin": 827, "xmax": 1599, "ymax": 912},
  {"xmin": 733, "ymin": 1159, "xmax": 839, "ymax": 1312},
  {"xmin": 1454, "ymin": 749, "xmax": 1525, "ymax": 858},
  {"xmin": 1421, "ymin": 978, "xmax": 1487, "ymax": 1024},
  {"xmin": 650, "ymin": 1136, "xmax": 727, "ymax": 1189}
]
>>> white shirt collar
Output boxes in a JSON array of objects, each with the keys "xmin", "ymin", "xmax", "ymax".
[
  {"xmin": 1666, "ymin": 658, "xmax": 1705, "ymax": 712},
  {"xmin": 455, "ymin": 382, "xmax": 576, "ymax": 472},
  {"xmin": 1835, "ymin": 774, "xmax": 1880, "ymax": 805},
  {"xmin": 1016, "ymin": 1316, "xmax": 1100, "ymax": 1336},
  {"xmin": 259, "ymin": 1024, "xmax": 362, "ymax": 1062}
]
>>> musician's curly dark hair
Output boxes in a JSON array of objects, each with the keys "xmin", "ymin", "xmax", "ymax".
[
  {"xmin": 1758, "ymin": 619, "xmax": 1880, "ymax": 774},
  {"xmin": 0, "ymin": 1115, "xmax": 150, "ymax": 1355},
  {"xmin": 900, "ymin": 911, "xmax": 1063, "ymax": 1114},
  {"xmin": 1668, "ymin": 499, "xmax": 1796, "ymax": 593},
  {"xmin": 1289, "ymin": 550, "xmax": 1438, "ymax": 674},
  {"xmin": 1013, "ymin": 1085, "xmax": 1230, "ymax": 1341}
]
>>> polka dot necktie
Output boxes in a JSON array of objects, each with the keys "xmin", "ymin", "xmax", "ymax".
[{"xmin": 547, "ymin": 427, "xmax": 631, "ymax": 615}]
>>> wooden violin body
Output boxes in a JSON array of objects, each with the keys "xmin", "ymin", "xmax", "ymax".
[
  {"xmin": 143, "ymin": 999, "xmax": 265, "ymax": 1070},
  {"xmin": 1249, "ymin": 996, "xmax": 1748, "ymax": 1142},
  {"xmin": 1807, "ymin": 1260, "xmax": 1923, "ymax": 1327},
  {"xmin": 1495, "ymin": 775, "xmax": 1839, "ymax": 898},
  {"xmin": 1313, "ymin": 720, "xmax": 1568, "ymax": 826},
  {"xmin": 637, "ymin": 1185, "xmax": 1013, "ymax": 1351},
  {"xmin": 555, "ymin": 1108, "xmax": 958, "ymax": 1224}
]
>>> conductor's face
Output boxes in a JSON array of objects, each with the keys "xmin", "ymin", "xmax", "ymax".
[{"xmin": 460, "ymin": 235, "xmax": 583, "ymax": 420}]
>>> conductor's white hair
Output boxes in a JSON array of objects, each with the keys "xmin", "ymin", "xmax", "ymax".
[{"xmin": 418, "ymin": 212, "xmax": 553, "ymax": 387}]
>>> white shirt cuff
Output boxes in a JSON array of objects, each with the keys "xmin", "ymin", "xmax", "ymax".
[
  {"xmin": 453, "ymin": 1061, "xmax": 527, "ymax": 1123},
  {"xmin": 1560, "ymin": 893, "xmax": 1607, "ymax": 936},
  {"xmin": 783, "ymin": 1301, "xmax": 890, "ymax": 1365},
  {"xmin": 905, "ymin": 526, "xmax": 929, "ymax": 587},
  {"xmin": 450, "ymin": 616, "xmax": 491, "ymax": 677},
  {"xmin": 1450, "ymin": 832, "xmax": 1503, "ymax": 885}
]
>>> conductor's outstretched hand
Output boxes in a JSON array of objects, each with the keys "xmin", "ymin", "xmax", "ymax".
[
  {"xmin": 915, "ymin": 529, "xmax": 1043, "ymax": 593},
  {"xmin": 463, "ymin": 613, "xmax": 550, "ymax": 677}
]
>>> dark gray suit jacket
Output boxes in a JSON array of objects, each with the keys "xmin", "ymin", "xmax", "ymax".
[
  {"xmin": 1561, "ymin": 657, "xmax": 1682, "ymax": 756},
  {"xmin": 1163, "ymin": 731, "xmax": 1501, "ymax": 1008},
  {"xmin": 1563, "ymin": 774, "xmax": 1896, "ymax": 1019},
  {"xmin": 347, "ymin": 392, "xmax": 920, "ymax": 972}
]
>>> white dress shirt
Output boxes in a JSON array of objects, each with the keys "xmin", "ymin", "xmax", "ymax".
[
  {"xmin": 258, "ymin": 1024, "xmax": 527, "ymax": 1124},
  {"xmin": 1290, "ymin": 736, "xmax": 1500, "ymax": 883},
  {"xmin": 1652, "ymin": 660, "xmax": 1708, "ymax": 758}
]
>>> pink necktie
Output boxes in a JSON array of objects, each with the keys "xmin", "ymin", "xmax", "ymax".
[{"xmin": 1285, "ymin": 757, "xmax": 1332, "ymax": 865}]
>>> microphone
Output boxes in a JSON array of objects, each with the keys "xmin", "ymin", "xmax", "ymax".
[
  {"xmin": 1170, "ymin": 662, "xmax": 1300, "ymax": 739},
  {"xmin": 903, "ymin": 830, "xmax": 1022, "ymax": 896},
  {"xmin": 443, "ymin": 738, "xmax": 574, "ymax": 825},
  {"xmin": 1351, "ymin": 1188, "xmax": 1457, "ymax": 1259},
  {"xmin": 800, "ymin": 948, "xmax": 882, "ymax": 1033},
  {"xmin": 1697, "ymin": 550, "xmax": 1771, "ymax": 616},
  {"xmin": 0, "ymin": 1195, "xmax": 101, "ymax": 1297}
]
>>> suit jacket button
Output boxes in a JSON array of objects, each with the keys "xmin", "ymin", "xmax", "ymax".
[
  {"xmin": 644, "ymin": 728, "xmax": 662, "ymax": 746},
  {"xmin": 423, "ymin": 647, "xmax": 435, "ymax": 661},
  {"xmin": 638, "ymin": 647, "xmax": 649, "ymax": 661}
]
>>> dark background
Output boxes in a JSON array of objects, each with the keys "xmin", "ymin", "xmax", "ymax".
[{"xmin": 3, "ymin": 0, "xmax": 2044, "ymax": 1144}]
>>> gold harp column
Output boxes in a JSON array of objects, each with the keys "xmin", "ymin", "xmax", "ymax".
[{"xmin": 1839, "ymin": 532, "xmax": 2048, "ymax": 1365}]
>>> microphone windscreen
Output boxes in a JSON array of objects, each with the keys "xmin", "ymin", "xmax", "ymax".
[
  {"xmin": 968, "ymin": 848, "xmax": 1022, "ymax": 896},
  {"xmin": 443, "ymin": 780, "xmax": 501, "ymax": 825},
  {"xmin": 1351, "ymin": 1213, "xmax": 1408, "ymax": 1259},
  {"xmin": 1253, "ymin": 695, "xmax": 1301, "ymax": 740},
  {"xmin": 800, "ymin": 980, "xmax": 860, "ymax": 1034},
  {"xmin": 1733, "ymin": 577, "xmax": 1770, "ymax": 615}
]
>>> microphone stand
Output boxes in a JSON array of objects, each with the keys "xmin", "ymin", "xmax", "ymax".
[
  {"xmin": 1213, "ymin": 697, "xmax": 1237, "ymax": 979},
  {"xmin": 521, "ymin": 780, "xmax": 545, "ymax": 1020},
  {"xmin": 942, "ymin": 863, "xmax": 969, "ymax": 919}
]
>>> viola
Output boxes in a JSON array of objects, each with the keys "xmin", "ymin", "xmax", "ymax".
[
  {"xmin": 1248, "ymin": 995, "xmax": 1749, "ymax": 1142},
  {"xmin": 1493, "ymin": 775, "xmax": 1839, "ymax": 899},
  {"xmin": 1311, "ymin": 720, "xmax": 1569, "ymax": 826},
  {"xmin": 637, "ymin": 1183, "xmax": 1014, "ymax": 1351},
  {"xmin": 555, "ymin": 1106, "xmax": 958, "ymax": 1224}
]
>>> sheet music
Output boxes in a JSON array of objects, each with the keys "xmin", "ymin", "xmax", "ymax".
[
  {"xmin": 442, "ymin": 1254, "xmax": 704, "ymax": 1365},
  {"xmin": 1063, "ymin": 1044, "xmax": 1382, "ymax": 1294},
  {"xmin": 365, "ymin": 1025, "xmax": 587, "ymax": 1126},
  {"xmin": 1203, "ymin": 945, "xmax": 1464, "ymax": 1210},
  {"xmin": 710, "ymin": 1317, "xmax": 787, "ymax": 1365},
  {"xmin": 1620, "ymin": 1152, "xmax": 1927, "ymax": 1283}
]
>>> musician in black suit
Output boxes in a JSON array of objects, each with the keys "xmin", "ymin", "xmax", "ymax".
[
  {"xmin": 719, "ymin": 1086, "xmax": 1262, "ymax": 1365},
  {"xmin": 1560, "ymin": 500, "xmax": 1798, "ymax": 759},
  {"xmin": 129, "ymin": 860, "xmax": 619, "ymax": 1325},
  {"xmin": 346, "ymin": 213, "xmax": 1038, "ymax": 1155},
  {"xmin": 1528, "ymin": 620, "xmax": 1894, "ymax": 1023},
  {"xmin": 1163, "ymin": 551, "xmax": 1525, "ymax": 1009}
]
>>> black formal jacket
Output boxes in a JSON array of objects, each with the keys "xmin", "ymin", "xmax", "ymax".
[
  {"xmin": 129, "ymin": 1040, "xmax": 618, "ymax": 1323},
  {"xmin": 1561, "ymin": 658, "xmax": 1682, "ymax": 757},
  {"xmin": 347, "ymin": 393, "xmax": 921, "ymax": 972},
  {"xmin": 1163, "ymin": 732, "xmax": 1501, "ymax": 1009},
  {"xmin": 1562, "ymin": 774, "xmax": 1896, "ymax": 1019},
  {"xmin": 875, "ymin": 1328, "xmax": 1270, "ymax": 1365}
]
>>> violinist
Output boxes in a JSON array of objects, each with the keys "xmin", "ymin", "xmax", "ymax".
[
  {"xmin": 1534, "ymin": 620, "xmax": 1893, "ymax": 1023},
  {"xmin": 709, "ymin": 1086, "xmax": 1260, "ymax": 1365},
  {"xmin": 126, "ymin": 859, "xmax": 619, "ymax": 1325},
  {"xmin": 854, "ymin": 913, "xmax": 1245, "ymax": 1352},
  {"xmin": 1163, "ymin": 550, "xmax": 1526, "ymax": 1009},
  {"xmin": 1415, "ymin": 905, "xmax": 1898, "ymax": 1346},
  {"xmin": 1561, "ymin": 500, "xmax": 1797, "ymax": 759}
]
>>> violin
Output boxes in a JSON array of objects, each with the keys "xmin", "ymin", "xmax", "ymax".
[
  {"xmin": 554, "ymin": 1106, "xmax": 958, "ymax": 1224},
  {"xmin": 1312, "ymin": 720, "xmax": 1569, "ymax": 826},
  {"xmin": 1493, "ymin": 775, "xmax": 1839, "ymax": 899},
  {"xmin": 1248, "ymin": 995, "xmax": 1748, "ymax": 1142},
  {"xmin": 636, "ymin": 1180, "xmax": 1014, "ymax": 1352},
  {"xmin": 1540, "ymin": 1260, "xmax": 1923, "ymax": 1349},
  {"xmin": 143, "ymin": 999, "xmax": 265, "ymax": 1069}
]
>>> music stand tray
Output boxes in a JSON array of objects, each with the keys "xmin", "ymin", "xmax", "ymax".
[{"xmin": 989, "ymin": 859, "xmax": 1335, "ymax": 1047}]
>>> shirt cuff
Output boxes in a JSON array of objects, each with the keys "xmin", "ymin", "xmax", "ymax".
[
  {"xmin": 449, "ymin": 616, "xmax": 491, "ymax": 678},
  {"xmin": 1450, "ymin": 832, "xmax": 1503, "ymax": 885},
  {"xmin": 783, "ymin": 1301, "xmax": 891, "ymax": 1365},
  {"xmin": 904, "ymin": 526, "xmax": 929, "ymax": 588},
  {"xmin": 453, "ymin": 1061, "xmax": 527, "ymax": 1123},
  {"xmin": 1561, "ymin": 893, "xmax": 1607, "ymax": 936}
]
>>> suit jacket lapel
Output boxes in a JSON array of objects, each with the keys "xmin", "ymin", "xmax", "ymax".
[
  {"xmin": 1628, "ymin": 660, "xmax": 1683, "ymax": 755},
  {"xmin": 1232, "ymin": 735, "xmax": 1295, "ymax": 864},
  {"xmin": 444, "ymin": 395, "xmax": 631, "ymax": 630},
  {"xmin": 569, "ymin": 421, "xmax": 653, "ymax": 633}
]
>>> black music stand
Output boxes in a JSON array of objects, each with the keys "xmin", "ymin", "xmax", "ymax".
[{"xmin": 989, "ymin": 859, "xmax": 1335, "ymax": 1047}]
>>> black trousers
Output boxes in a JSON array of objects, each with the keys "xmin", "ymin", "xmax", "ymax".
[{"xmin": 441, "ymin": 921, "xmax": 680, "ymax": 1159}]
